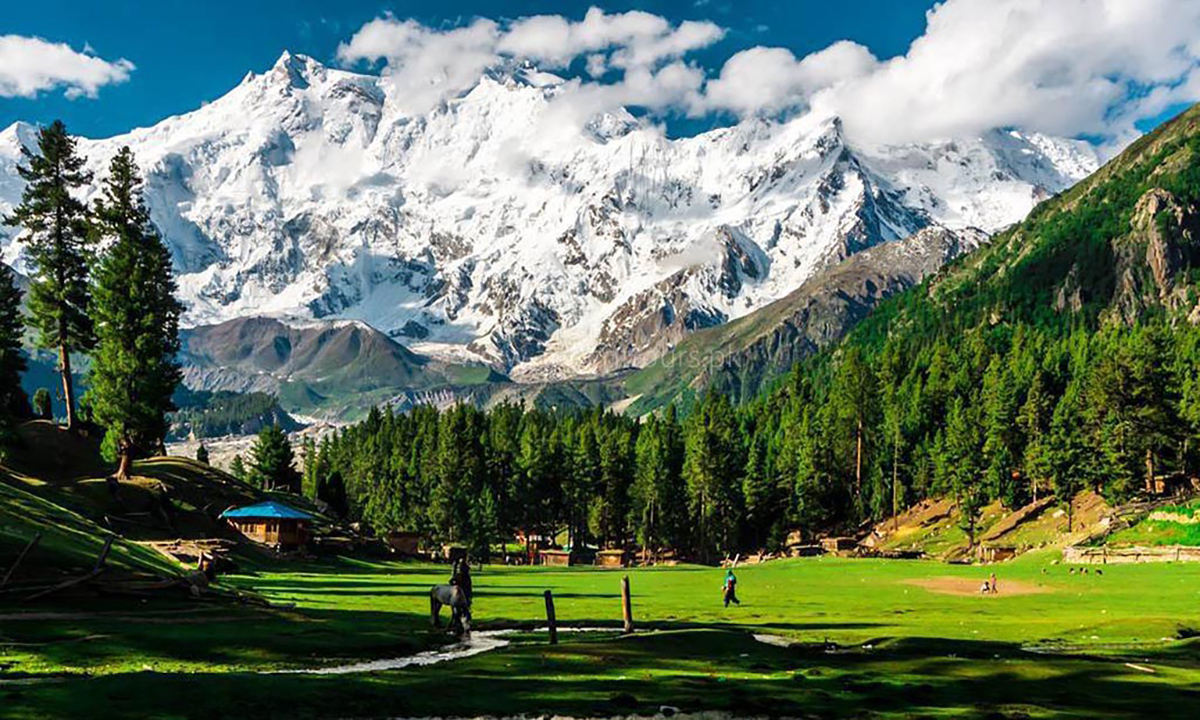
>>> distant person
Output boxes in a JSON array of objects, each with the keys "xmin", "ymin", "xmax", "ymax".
[
  {"xmin": 979, "ymin": 579, "xmax": 991, "ymax": 594},
  {"xmin": 989, "ymin": 572, "xmax": 998, "ymax": 594},
  {"xmin": 722, "ymin": 568, "xmax": 740, "ymax": 607}
]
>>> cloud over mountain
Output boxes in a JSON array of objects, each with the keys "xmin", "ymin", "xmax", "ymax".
[{"xmin": 335, "ymin": 0, "xmax": 1200, "ymax": 151}]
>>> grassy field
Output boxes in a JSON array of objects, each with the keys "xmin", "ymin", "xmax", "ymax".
[
  {"xmin": 2, "ymin": 423, "xmax": 1198, "ymax": 717},
  {"xmin": 3, "ymin": 553, "xmax": 1199, "ymax": 718}
]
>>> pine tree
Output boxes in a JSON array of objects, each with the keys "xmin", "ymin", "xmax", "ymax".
[
  {"xmin": 0, "ymin": 264, "xmax": 28, "ymax": 429},
  {"xmin": 1019, "ymin": 372, "xmax": 1053, "ymax": 503},
  {"xmin": 682, "ymin": 394, "xmax": 744, "ymax": 562},
  {"xmin": 230, "ymin": 453, "xmax": 246, "ymax": 480},
  {"xmin": 4, "ymin": 121, "xmax": 94, "ymax": 430},
  {"xmin": 196, "ymin": 443, "xmax": 210, "ymax": 464},
  {"xmin": 945, "ymin": 397, "xmax": 984, "ymax": 545},
  {"xmin": 829, "ymin": 348, "xmax": 879, "ymax": 515},
  {"xmin": 249, "ymin": 425, "xmax": 300, "ymax": 492},
  {"xmin": 301, "ymin": 435, "xmax": 318, "ymax": 498},
  {"xmin": 88, "ymin": 147, "xmax": 183, "ymax": 479}
]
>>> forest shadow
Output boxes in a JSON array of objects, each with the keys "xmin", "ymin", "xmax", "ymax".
[{"xmin": 4, "ymin": 623, "xmax": 1198, "ymax": 719}]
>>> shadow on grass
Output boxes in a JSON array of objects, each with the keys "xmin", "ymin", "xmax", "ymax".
[
  {"xmin": 5, "ymin": 626, "xmax": 1199, "ymax": 719},
  {"xmin": 0, "ymin": 603, "xmax": 443, "ymax": 674}
]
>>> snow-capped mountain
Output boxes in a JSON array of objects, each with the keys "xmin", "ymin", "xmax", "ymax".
[{"xmin": 0, "ymin": 51, "xmax": 1099, "ymax": 379}]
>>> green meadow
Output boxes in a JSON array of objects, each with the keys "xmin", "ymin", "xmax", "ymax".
[{"xmin": 3, "ymin": 554, "xmax": 1199, "ymax": 718}]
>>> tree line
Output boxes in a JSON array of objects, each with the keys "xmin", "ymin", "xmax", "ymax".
[
  {"xmin": 1, "ymin": 120, "xmax": 181, "ymax": 477},
  {"xmin": 268, "ymin": 316, "xmax": 1200, "ymax": 560}
]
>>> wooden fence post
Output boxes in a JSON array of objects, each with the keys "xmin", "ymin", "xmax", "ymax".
[
  {"xmin": 544, "ymin": 590, "xmax": 558, "ymax": 645},
  {"xmin": 621, "ymin": 575, "xmax": 633, "ymax": 633}
]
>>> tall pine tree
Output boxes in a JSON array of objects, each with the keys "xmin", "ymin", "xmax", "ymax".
[
  {"xmin": 88, "ymin": 147, "xmax": 183, "ymax": 478},
  {"xmin": 249, "ymin": 425, "xmax": 300, "ymax": 492},
  {"xmin": 0, "ymin": 264, "xmax": 28, "ymax": 425},
  {"xmin": 5, "ymin": 121, "xmax": 94, "ymax": 430}
]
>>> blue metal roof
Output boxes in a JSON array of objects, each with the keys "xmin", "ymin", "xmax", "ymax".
[{"xmin": 221, "ymin": 501, "xmax": 314, "ymax": 520}]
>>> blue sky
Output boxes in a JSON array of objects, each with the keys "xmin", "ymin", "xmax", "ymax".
[
  {"xmin": 1, "ymin": 1, "xmax": 1197, "ymax": 147},
  {"xmin": 0, "ymin": 1, "xmax": 936, "ymax": 138}
]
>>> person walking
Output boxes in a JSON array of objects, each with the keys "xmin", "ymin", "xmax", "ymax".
[{"xmin": 722, "ymin": 568, "xmax": 741, "ymax": 607}]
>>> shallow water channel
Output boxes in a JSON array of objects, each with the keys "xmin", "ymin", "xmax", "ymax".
[{"xmin": 272, "ymin": 627, "xmax": 621, "ymax": 675}]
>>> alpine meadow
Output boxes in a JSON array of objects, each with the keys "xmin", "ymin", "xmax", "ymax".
[{"xmin": 3, "ymin": 2, "xmax": 1200, "ymax": 719}]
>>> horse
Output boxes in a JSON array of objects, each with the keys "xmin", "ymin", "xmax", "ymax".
[{"xmin": 430, "ymin": 583, "xmax": 472, "ymax": 636}]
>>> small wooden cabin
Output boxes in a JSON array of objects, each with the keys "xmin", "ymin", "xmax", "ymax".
[
  {"xmin": 595, "ymin": 549, "xmax": 628, "ymax": 568},
  {"xmin": 820, "ymin": 537, "xmax": 858, "ymax": 555},
  {"xmin": 221, "ymin": 501, "xmax": 314, "ymax": 551},
  {"xmin": 387, "ymin": 531, "xmax": 423, "ymax": 556},
  {"xmin": 539, "ymin": 549, "xmax": 572, "ymax": 566}
]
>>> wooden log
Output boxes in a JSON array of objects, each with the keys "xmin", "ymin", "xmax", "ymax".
[
  {"xmin": 544, "ymin": 590, "xmax": 558, "ymax": 645},
  {"xmin": 621, "ymin": 575, "xmax": 633, "ymax": 633},
  {"xmin": 25, "ymin": 568, "xmax": 104, "ymax": 601},
  {"xmin": 1, "ymin": 532, "xmax": 41, "ymax": 589},
  {"xmin": 94, "ymin": 536, "xmax": 115, "ymax": 572}
]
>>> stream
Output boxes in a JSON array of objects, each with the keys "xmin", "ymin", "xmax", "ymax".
[{"xmin": 273, "ymin": 627, "xmax": 621, "ymax": 675}]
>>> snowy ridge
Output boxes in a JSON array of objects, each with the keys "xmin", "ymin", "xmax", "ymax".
[{"xmin": 0, "ymin": 52, "xmax": 1099, "ymax": 378}]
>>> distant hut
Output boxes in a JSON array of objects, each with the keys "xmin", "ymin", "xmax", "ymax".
[
  {"xmin": 221, "ymin": 501, "xmax": 314, "ymax": 551},
  {"xmin": 387, "ymin": 531, "xmax": 424, "ymax": 556}
]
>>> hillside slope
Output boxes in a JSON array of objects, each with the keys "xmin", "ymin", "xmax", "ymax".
[
  {"xmin": 180, "ymin": 316, "xmax": 505, "ymax": 419},
  {"xmin": 625, "ymin": 225, "xmax": 987, "ymax": 412},
  {"xmin": 729, "ymin": 102, "xmax": 1200, "ymax": 537}
]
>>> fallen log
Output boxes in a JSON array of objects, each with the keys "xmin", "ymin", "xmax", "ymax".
[
  {"xmin": 1, "ymin": 532, "xmax": 41, "ymax": 589},
  {"xmin": 23, "ymin": 536, "xmax": 115, "ymax": 602},
  {"xmin": 25, "ymin": 568, "xmax": 105, "ymax": 601}
]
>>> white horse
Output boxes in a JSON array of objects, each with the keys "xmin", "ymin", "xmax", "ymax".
[{"xmin": 430, "ymin": 584, "xmax": 472, "ymax": 636}]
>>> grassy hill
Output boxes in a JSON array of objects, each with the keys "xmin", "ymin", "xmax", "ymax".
[
  {"xmin": 2, "ymin": 421, "xmax": 271, "ymax": 542},
  {"xmin": 1108, "ymin": 497, "xmax": 1200, "ymax": 546},
  {"xmin": 0, "ymin": 473, "xmax": 184, "ymax": 584},
  {"xmin": 0, "ymin": 419, "xmax": 333, "ymax": 597}
]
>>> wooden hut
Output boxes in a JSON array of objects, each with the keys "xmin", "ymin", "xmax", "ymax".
[
  {"xmin": 539, "ymin": 549, "xmax": 572, "ymax": 566},
  {"xmin": 221, "ymin": 501, "xmax": 314, "ymax": 551},
  {"xmin": 386, "ymin": 531, "xmax": 423, "ymax": 556},
  {"xmin": 595, "ymin": 549, "xmax": 628, "ymax": 568}
]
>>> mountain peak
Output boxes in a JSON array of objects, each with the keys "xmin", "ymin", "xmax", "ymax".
[
  {"xmin": 268, "ymin": 50, "xmax": 326, "ymax": 89},
  {"xmin": 0, "ymin": 121, "xmax": 37, "ymax": 155}
]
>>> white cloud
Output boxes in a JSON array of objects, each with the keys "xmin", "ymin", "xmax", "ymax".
[
  {"xmin": 704, "ymin": 41, "xmax": 878, "ymax": 117},
  {"xmin": 337, "ymin": 17, "xmax": 500, "ymax": 116},
  {"xmin": 0, "ymin": 35, "xmax": 133, "ymax": 99},
  {"xmin": 338, "ymin": 8, "xmax": 721, "ymax": 117},
  {"xmin": 500, "ymin": 9, "xmax": 722, "ymax": 70},
  {"xmin": 336, "ymin": 0, "xmax": 1200, "ymax": 149},
  {"xmin": 802, "ymin": 0, "xmax": 1200, "ymax": 146}
]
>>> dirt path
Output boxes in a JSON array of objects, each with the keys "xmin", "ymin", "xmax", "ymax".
[{"xmin": 904, "ymin": 576, "xmax": 1053, "ymax": 597}]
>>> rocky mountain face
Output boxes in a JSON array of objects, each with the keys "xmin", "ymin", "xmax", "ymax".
[
  {"xmin": 179, "ymin": 316, "xmax": 501, "ymax": 419},
  {"xmin": 626, "ymin": 225, "xmax": 988, "ymax": 411},
  {"xmin": 0, "ymin": 51, "xmax": 1098, "ymax": 383}
]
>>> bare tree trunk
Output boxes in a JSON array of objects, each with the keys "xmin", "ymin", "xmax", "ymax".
[
  {"xmin": 115, "ymin": 449, "xmax": 132, "ymax": 482},
  {"xmin": 855, "ymin": 418, "xmax": 864, "ymax": 501},
  {"xmin": 59, "ymin": 345, "xmax": 76, "ymax": 430},
  {"xmin": 892, "ymin": 421, "xmax": 900, "ymax": 532},
  {"xmin": 1145, "ymin": 449, "xmax": 1155, "ymax": 495}
]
